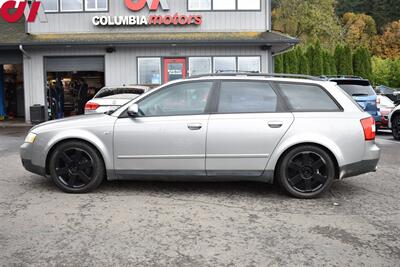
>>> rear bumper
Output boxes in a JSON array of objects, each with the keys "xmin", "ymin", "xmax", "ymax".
[
  {"xmin": 340, "ymin": 159, "xmax": 379, "ymax": 179},
  {"xmin": 340, "ymin": 141, "xmax": 380, "ymax": 179}
]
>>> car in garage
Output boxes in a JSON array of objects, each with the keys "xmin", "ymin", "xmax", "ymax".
[
  {"xmin": 21, "ymin": 74, "xmax": 380, "ymax": 198},
  {"xmin": 85, "ymin": 85, "xmax": 150, "ymax": 114}
]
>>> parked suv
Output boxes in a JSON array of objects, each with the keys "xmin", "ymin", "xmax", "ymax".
[
  {"xmin": 21, "ymin": 74, "xmax": 380, "ymax": 198},
  {"xmin": 329, "ymin": 77, "xmax": 382, "ymax": 127}
]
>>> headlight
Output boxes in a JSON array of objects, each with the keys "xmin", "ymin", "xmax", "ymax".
[{"xmin": 24, "ymin": 132, "xmax": 37, "ymax": 144}]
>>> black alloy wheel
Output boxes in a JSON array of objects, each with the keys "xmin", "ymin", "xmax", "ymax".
[
  {"xmin": 277, "ymin": 145, "xmax": 335, "ymax": 198},
  {"xmin": 392, "ymin": 115, "xmax": 400, "ymax": 140},
  {"xmin": 49, "ymin": 141, "xmax": 105, "ymax": 193}
]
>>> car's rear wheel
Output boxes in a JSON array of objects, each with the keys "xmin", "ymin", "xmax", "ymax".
[
  {"xmin": 49, "ymin": 141, "xmax": 105, "ymax": 193},
  {"xmin": 277, "ymin": 145, "xmax": 335, "ymax": 199},
  {"xmin": 392, "ymin": 115, "xmax": 400, "ymax": 140}
]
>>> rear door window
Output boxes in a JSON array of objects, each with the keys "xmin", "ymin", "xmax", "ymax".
[
  {"xmin": 217, "ymin": 81, "xmax": 279, "ymax": 113},
  {"xmin": 277, "ymin": 82, "xmax": 341, "ymax": 112}
]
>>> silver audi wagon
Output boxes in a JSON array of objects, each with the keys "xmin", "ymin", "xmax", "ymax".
[{"xmin": 21, "ymin": 74, "xmax": 380, "ymax": 198}]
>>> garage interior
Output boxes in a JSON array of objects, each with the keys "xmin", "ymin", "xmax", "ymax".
[
  {"xmin": 45, "ymin": 57, "xmax": 105, "ymax": 120},
  {"xmin": 0, "ymin": 64, "xmax": 25, "ymax": 122}
]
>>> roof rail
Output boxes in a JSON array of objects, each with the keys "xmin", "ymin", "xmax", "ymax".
[
  {"xmin": 189, "ymin": 72, "xmax": 324, "ymax": 81},
  {"xmin": 320, "ymin": 75, "xmax": 364, "ymax": 80}
]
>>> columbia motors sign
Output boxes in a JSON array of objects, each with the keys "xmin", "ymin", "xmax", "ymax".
[{"xmin": 92, "ymin": 0, "xmax": 203, "ymax": 26}]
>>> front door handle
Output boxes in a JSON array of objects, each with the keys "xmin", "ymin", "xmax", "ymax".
[
  {"xmin": 268, "ymin": 121, "xmax": 283, "ymax": 128},
  {"xmin": 188, "ymin": 123, "xmax": 202, "ymax": 130}
]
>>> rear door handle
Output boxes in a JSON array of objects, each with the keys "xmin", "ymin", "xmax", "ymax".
[
  {"xmin": 188, "ymin": 123, "xmax": 202, "ymax": 130},
  {"xmin": 268, "ymin": 121, "xmax": 283, "ymax": 128}
]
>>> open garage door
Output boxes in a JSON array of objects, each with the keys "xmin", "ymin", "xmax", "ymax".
[
  {"xmin": 45, "ymin": 56, "xmax": 105, "ymax": 120},
  {"xmin": 45, "ymin": 56, "xmax": 104, "ymax": 72}
]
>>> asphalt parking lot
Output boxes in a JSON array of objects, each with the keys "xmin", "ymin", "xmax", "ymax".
[{"xmin": 0, "ymin": 127, "xmax": 399, "ymax": 267}]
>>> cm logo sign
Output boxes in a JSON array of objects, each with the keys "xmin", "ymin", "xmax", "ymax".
[
  {"xmin": 0, "ymin": 1, "xmax": 41, "ymax": 23},
  {"xmin": 125, "ymin": 0, "xmax": 169, "ymax": 11}
]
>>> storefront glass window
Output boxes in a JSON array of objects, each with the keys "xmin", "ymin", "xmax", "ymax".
[
  {"xmin": 213, "ymin": 57, "xmax": 236, "ymax": 73},
  {"xmin": 213, "ymin": 0, "xmax": 236, "ymax": 10},
  {"xmin": 61, "ymin": 0, "xmax": 83, "ymax": 11},
  {"xmin": 188, "ymin": 0, "xmax": 211, "ymax": 10},
  {"xmin": 138, "ymin": 58, "xmax": 162, "ymax": 85},
  {"xmin": 43, "ymin": 0, "xmax": 58, "ymax": 12},
  {"xmin": 189, "ymin": 57, "xmax": 212, "ymax": 76},
  {"xmin": 238, "ymin": 57, "xmax": 261, "ymax": 72},
  {"xmin": 86, "ymin": 0, "xmax": 108, "ymax": 11},
  {"xmin": 238, "ymin": 0, "xmax": 260, "ymax": 10}
]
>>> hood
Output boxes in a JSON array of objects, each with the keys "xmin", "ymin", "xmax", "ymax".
[{"xmin": 31, "ymin": 113, "xmax": 116, "ymax": 133}]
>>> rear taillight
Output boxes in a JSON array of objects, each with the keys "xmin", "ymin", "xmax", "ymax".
[
  {"xmin": 361, "ymin": 117, "xmax": 376, "ymax": 141},
  {"xmin": 85, "ymin": 102, "xmax": 100, "ymax": 111}
]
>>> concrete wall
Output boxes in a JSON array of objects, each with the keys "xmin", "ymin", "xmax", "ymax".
[{"xmin": 27, "ymin": 0, "xmax": 270, "ymax": 34}]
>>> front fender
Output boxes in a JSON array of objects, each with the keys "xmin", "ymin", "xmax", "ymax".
[{"xmin": 42, "ymin": 129, "xmax": 114, "ymax": 175}]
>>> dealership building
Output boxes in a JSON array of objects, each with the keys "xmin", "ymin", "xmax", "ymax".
[{"xmin": 0, "ymin": 0, "xmax": 297, "ymax": 123}]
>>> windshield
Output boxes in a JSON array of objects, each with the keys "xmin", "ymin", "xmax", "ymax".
[
  {"xmin": 95, "ymin": 87, "xmax": 146, "ymax": 98},
  {"xmin": 337, "ymin": 84, "xmax": 375, "ymax": 97}
]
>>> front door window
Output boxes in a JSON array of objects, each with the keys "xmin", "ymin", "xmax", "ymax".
[{"xmin": 163, "ymin": 58, "xmax": 186, "ymax": 82}]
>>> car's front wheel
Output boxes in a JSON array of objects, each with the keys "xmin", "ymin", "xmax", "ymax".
[
  {"xmin": 49, "ymin": 141, "xmax": 105, "ymax": 193},
  {"xmin": 277, "ymin": 145, "xmax": 336, "ymax": 199},
  {"xmin": 392, "ymin": 115, "xmax": 400, "ymax": 140}
]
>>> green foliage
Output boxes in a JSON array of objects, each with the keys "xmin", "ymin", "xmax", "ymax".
[
  {"xmin": 372, "ymin": 57, "xmax": 400, "ymax": 87},
  {"xmin": 335, "ymin": 45, "xmax": 354, "ymax": 75},
  {"xmin": 272, "ymin": 0, "xmax": 341, "ymax": 49},
  {"xmin": 295, "ymin": 47, "xmax": 310, "ymax": 74},
  {"xmin": 283, "ymin": 49, "xmax": 299, "ymax": 74},
  {"xmin": 274, "ymin": 54, "xmax": 284, "ymax": 73},
  {"xmin": 353, "ymin": 47, "xmax": 372, "ymax": 79},
  {"xmin": 308, "ymin": 41, "xmax": 324, "ymax": 76}
]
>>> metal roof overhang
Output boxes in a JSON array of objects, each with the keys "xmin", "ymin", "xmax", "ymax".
[{"xmin": 0, "ymin": 31, "xmax": 299, "ymax": 54}]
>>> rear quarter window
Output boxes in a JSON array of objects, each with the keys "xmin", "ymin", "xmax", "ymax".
[{"xmin": 277, "ymin": 83, "xmax": 341, "ymax": 112}]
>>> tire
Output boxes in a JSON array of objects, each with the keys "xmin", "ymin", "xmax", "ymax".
[
  {"xmin": 392, "ymin": 115, "xmax": 400, "ymax": 140},
  {"xmin": 277, "ymin": 145, "xmax": 336, "ymax": 199},
  {"xmin": 48, "ymin": 140, "xmax": 105, "ymax": 193}
]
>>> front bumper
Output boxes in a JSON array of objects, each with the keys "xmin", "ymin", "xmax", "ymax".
[
  {"xmin": 340, "ymin": 141, "xmax": 380, "ymax": 179},
  {"xmin": 20, "ymin": 143, "xmax": 46, "ymax": 176}
]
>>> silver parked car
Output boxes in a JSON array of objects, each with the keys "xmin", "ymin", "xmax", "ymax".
[
  {"xmin": 21, "ymin": 74, "xmax": 380, "ymax": 198},
  {"xmin": 84, "ymin": 85, "xmax": 150, "ymax": 114}
]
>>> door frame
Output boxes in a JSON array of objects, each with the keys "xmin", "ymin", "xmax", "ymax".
[{"xmin": 163, "ymin": 58, "xmax": 187, "ymax": 83}]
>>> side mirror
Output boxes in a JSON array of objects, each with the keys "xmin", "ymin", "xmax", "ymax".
[{"xmin": 127, "ymin": 104, "xmax": 139, "ymax": 117}]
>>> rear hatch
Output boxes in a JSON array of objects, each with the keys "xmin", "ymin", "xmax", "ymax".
[{"xmin": 334, "ymin": 80, "xmax": 379, "ymax": 116}]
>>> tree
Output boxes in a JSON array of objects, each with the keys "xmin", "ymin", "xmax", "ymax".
[
  {"xmin": 371, "ymin": 57, "xmax": 400, "ymax": 87},
  {"xmin": 310, "ymin": 41, "xmax": 324, "ymax": 76},
  {"xmin": 372, "ymin": 20, "xmax": 400, "ymax": 59},
  {"xmin": 335, "ymin": 45, "xmax": 354, "ymax": 75},
  {"xmin": 283, "ymin": 49, "xmax": 299, "ymax": 74},
  {"xmin": 336, "ymin": 0, "xmax": 400, "ymax": 30},
  {"xmin": 353, "ymin": 47, "xmax": 372, "ymax": 79},
  {"xmin": 294, "ymin": 47, "xmax": 310, "ymax": 75},
  {"xmin": 274, "ymin": 54, "xmax": 284, "ymax": 73},
  {"xmin": 342, "ymin": 12, "xmax": 377, "ymax": 50},
  {"xmin": 323, "ymin": 51, "xmax": 334, "ymax": 75},
  {"xmin": 272, "ymin": 0, "xmax": 341, "ymax": 49}
]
